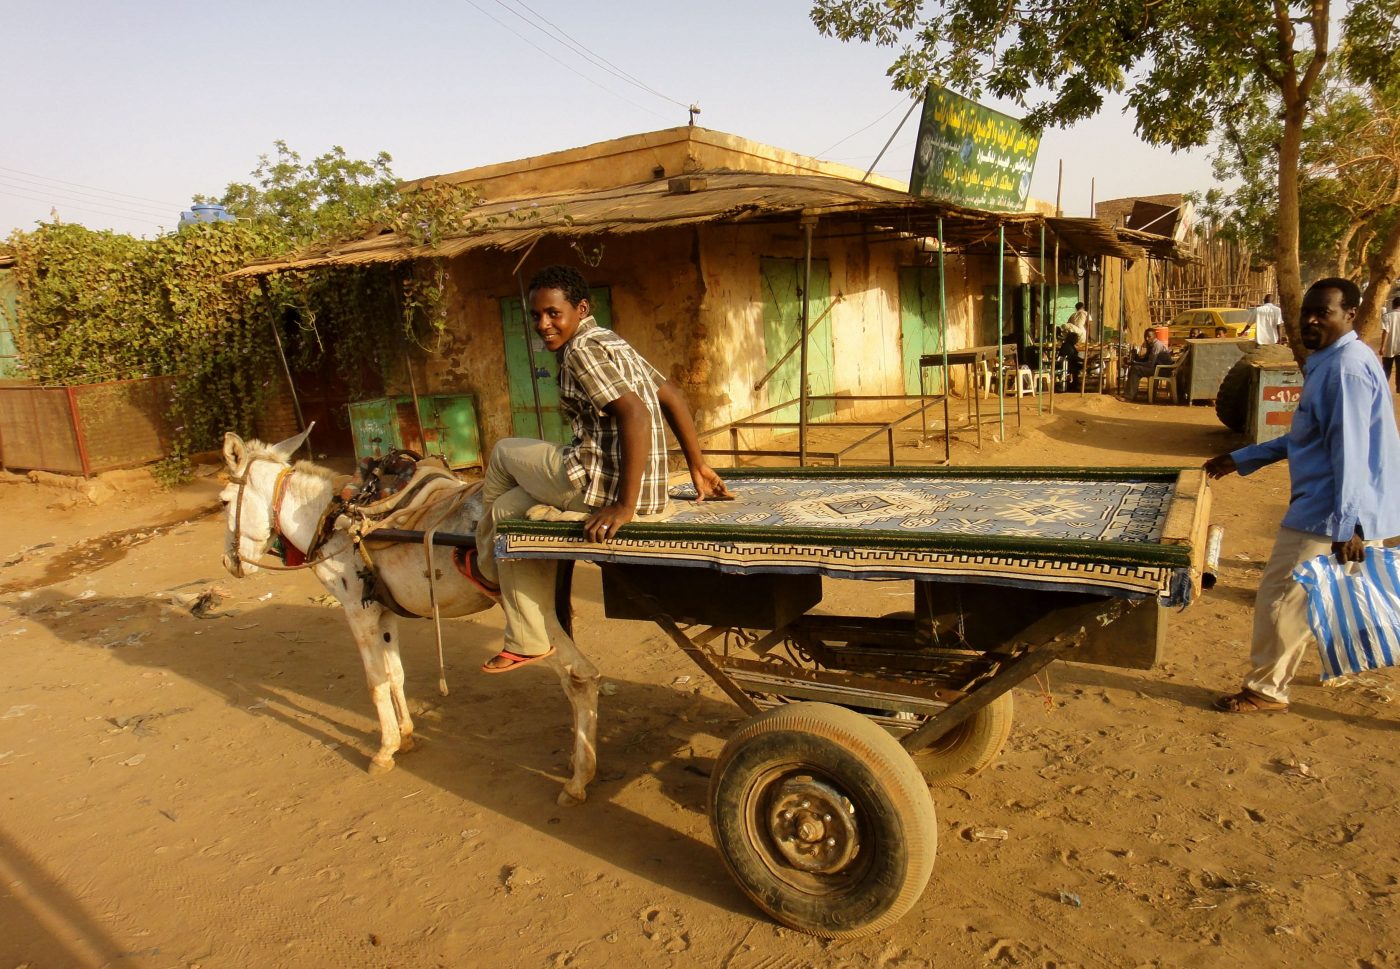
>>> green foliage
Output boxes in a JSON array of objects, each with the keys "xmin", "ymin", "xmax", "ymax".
[
  {"xmin": 6, "ymin": 142, "xmax": 491, "ymax": 463},
  {"xmin": 1207, "ymin": 72, "xmax": 1400, "ymax": 280},
  {"xmin": 6, "ymin": 220, "xmax": 285, "ymax": 450},
  {"xmin": 197, "ymin": 141, "xmax": 398, "ymax": 247},
  {"xmin": 810, "ymin": 1, "xmax": 1399, "ymax": 146}
]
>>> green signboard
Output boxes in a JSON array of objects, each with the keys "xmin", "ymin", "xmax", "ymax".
[{"xmin": 909, "ymin": 87, "xmax": 1040, "ymax": 212}]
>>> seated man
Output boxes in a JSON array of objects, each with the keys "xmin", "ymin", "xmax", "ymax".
[
  {"xmin": 471, "ymin": 265, "xmax": 729, "ymax": 672},
  {"xmin": 1059, "ymin": 329, "xmax": 1083, "ymax": 391},
  {"xmin": 1122, "ymin": 330, "xmax": 1174, "ymax": 400},
  {"xmin": 1214, "ymin": 325, "xmax": 1229, "ymax": 338}
]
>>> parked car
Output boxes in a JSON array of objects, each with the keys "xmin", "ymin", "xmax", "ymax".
[{"xmin": 1166, "ymin": 307, "xmax": 1253, "ymax": 343}]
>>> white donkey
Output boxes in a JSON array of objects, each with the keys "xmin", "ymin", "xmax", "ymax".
[{"xmin": 218, "ymin": 428, "xmax": 602, "ymax": 805}]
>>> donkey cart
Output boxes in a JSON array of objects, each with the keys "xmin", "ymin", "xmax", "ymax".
[{"xmin": 495, "ymin": 466, "xmax": 1216, "ymax": 938}]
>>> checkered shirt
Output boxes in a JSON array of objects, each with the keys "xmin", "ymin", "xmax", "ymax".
[{"xmin": 558, "ymin": 318, "xmax": 669, "ymax": 513}]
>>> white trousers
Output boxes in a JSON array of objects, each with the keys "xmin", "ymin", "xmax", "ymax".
[
  {"xmin": 477, "ymin": 439, "xmax": 591, "ymax": 658},
  {"xmin": 475, "ymin": 437, "xmax": 671, "ymax": 657},
  {"xmin": 1244, "ymin": 526, "xmax": 1381, "ymax": 702}
]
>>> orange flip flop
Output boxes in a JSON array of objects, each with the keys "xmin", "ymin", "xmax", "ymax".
[{"xmin": 481, "ymin": 646, "xmax": 556, "ymax": 674}]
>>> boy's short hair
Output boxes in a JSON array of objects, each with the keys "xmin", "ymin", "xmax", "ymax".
[{"xmin": 528, "ymin": 265, "xmax": 591, "ymax": 306}]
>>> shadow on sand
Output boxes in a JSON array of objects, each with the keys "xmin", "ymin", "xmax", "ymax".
[{"xmin": 13, "ymin": 585, "xmax": 751, "ymax": 915}]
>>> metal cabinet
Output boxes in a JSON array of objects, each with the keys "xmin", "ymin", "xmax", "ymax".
[
  {"xmin": 347, "ymin": 393, "xmax": 482, "ymax": 470},
  {"xmin": 1249, "ymin": 363, "xmax": 1304, "ymax": 444}
]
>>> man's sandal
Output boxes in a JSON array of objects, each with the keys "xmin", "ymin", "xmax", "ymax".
[
  {"xmin": 1214, "ymin": 689, "xmax": 1289, "ymax": 713},
  {"xmin": 481, "ymin": 646, "xmax": 556, "ymax": 674}
]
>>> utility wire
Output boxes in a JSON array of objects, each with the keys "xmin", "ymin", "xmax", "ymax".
[
  {"xmin": 460, "ymin": 0, "xmax": 669, "ymax": 119},
  {"xmin": 0, "ymin": 174, "xmax": 175, "ymax": 219},
  {"xmin": 495, "ymin": 0, "xmax": 689, "ymax": 109},
  {"xmin": 0, "ymin": 164, "xmax": 182, "ymax": 208},
  {"xmin": 0, "ymin": 186, "xmax": 166, "ymax": 229},
  {"xmin": 816, "ymin": 99, "xmax": 912, "ymax": 158}
]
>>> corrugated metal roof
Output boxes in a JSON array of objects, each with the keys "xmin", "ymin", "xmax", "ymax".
[{"xmin": 229, "ymin": 171, "xmax": 1190, "ymax": 278}]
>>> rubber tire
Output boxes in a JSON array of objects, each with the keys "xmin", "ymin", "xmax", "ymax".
[
  {"xmin": 1215, "ymin": 344, "xmax": 1296, "ymax": 432},
  {"xmin": 912, "ymin": 691, "xmax": 1014, "ymax": 786},
  {"xmin": 709, "ymin": 701, "xmax": 937, "ymax": 939}
]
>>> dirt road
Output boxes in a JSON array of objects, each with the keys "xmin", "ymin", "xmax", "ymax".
[{"xmin": 2, "ymin": 395, "xmax": 1397, "ymax": 969}]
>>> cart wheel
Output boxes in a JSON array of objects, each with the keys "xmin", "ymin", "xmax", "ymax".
[
  {"xmin": 913, "ymin": 691, "xmax": 1014, "ymax": 786},
  {"xmin": 709, "ymin": 702, "xmax": 936, "ymax": 938}
]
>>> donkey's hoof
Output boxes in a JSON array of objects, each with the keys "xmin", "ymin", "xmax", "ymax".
[
  {"xmin": 397, "ymin": 734, "xmax": 417, "ymax": 754},
  {"xmin": 368, "ymin": 755, "xmax": 396, "ymax": 776},
  {"xmin": 557, "ymin": 786, "xmax": 587, "ymax": 808}
]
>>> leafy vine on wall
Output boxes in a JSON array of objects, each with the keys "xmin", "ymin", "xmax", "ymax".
[{"xmin": 4, "ymin": 144, "xmax": 493, "ymax": 481}]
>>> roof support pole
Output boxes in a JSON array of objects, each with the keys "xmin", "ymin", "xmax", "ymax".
[
  {"xmin": 258, "ymin": 277, "xmax": 306, "ymax": 434},
  {"xmin": 1037, "ymin": 222, "xmax": 1045, "ymax": 417},
  {"xmin": 799, "ymin": 217, "xmax": 815, "ymax": 466},
  {"xmin": 1050, "ymin": 234, "xmax": 1059, "ymax": 414},
  {"xmin": 997, "ymin": 224, "xmax": 1006, "ymax": 436},
  {"xmin": 516, "ymin": 270, "xmax": 547, "ymax": 440},
  {"xmin": 937, "ymin": 217, "xmax": 951, "ymax": 465}
]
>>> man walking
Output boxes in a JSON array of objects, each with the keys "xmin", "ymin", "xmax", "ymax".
[
  {"xmin": 1250, "ymin": 294, "xmax": 1284, "ymax": 345},
  {"xmin": 1205, "ymin": 278, "xmax": 1400, "ymax": 713},
  {"xmin": 1380, "ymin": 296, "xmax": 1400, "ymax": 393}
]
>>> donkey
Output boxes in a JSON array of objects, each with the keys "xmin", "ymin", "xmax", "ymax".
[{"xmin": 218, "ymin": 428, "xmax": 601, "ymax": 805}]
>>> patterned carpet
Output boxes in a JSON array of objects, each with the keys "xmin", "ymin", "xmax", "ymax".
[{"xmin": 666, "ymin": 476, "xmax": 1173, "ymax": 543}]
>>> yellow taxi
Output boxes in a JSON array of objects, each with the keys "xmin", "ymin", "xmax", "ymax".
[{"xmin": 1165, "ymin": 307, "xmax": 1253, "ymax": 343}]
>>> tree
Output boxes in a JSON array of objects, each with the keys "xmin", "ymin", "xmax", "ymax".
[
  {"xmin": 1207, "ymin": 74, "xmax": 1400, "ymax": 341},
  {"xmin": 197, "ymin": 140, "xmax": 398, "ymax": 247},
  {"xmin": 811, "ymin": 0, "xmax": 1400, "ymax": 355}
]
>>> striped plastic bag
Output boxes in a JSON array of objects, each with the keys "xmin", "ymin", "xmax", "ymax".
[{"xmin": 1292, "ymin": 546, "xmax": 1400, "ymax": 680}]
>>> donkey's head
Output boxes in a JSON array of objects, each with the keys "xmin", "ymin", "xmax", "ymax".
[{"xmin": 219, "ymin": 426, "xmax": 313, "ymax": 577}]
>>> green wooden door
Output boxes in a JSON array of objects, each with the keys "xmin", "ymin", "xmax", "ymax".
[
  {"xmin": 760, "ymin": 258, "xmax": 834, "ymax": 424},
  {"xmin": 899, "ymin": 266, "xmax": 945, "ymax": 394},
  {"xmin": 501, "ymin": 287, "xmax": 612, "ymax": 444}
]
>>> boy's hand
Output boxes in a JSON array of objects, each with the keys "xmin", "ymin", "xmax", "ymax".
[
  {"xmin": 691, "ymin": 463, "xmax": 731, "ymax": 501},
  {"xmin": 584, "ymin": 504, "xmax": 634, "ymax": 543}
]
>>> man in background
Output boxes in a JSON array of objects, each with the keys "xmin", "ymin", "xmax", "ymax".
[
  {"xmin": 1121, "ymin": 328, "xmax": 1173, "ymax": 400},
  {"xmin": 1380, "ymin": 296, "xmax": 1400, "ymax": 393},
  {"xmin": 1251, "ymin": 294, "xmax": 1284, "ymax": 345}
]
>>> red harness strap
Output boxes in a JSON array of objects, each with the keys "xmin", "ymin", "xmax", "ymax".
[{"xmin": 271, "ymin": 468, "xmax": 307, "ymax": 567}]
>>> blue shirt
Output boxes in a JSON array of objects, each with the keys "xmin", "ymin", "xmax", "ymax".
[{"xmin": 1231, "ymin": 331, "xmax": 1400, "ymax": 541}]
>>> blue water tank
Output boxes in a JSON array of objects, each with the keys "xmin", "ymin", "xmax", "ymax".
[{"xmin": 179, "ymin": 203, "xmax": 237, "ymax": 227}]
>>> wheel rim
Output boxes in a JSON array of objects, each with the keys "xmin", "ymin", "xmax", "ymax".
[
  {"xmin": 744, "ymin": 767, "xmax": 874, "ymax": 891},
  {"xmin": 766, "ymin": 776, "xmax": 860, "ymax": 873}
]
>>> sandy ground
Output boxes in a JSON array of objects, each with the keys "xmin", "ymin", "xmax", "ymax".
[{"xmin": 2, "ymin": 393, "xmax": 1399, "ymax": 969}]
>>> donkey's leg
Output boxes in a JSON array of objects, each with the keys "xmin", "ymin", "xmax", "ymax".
[
  {"xmin": 343, "ymin": 602, "xmax": 403, "ymax": 775},
  {"xmin": 498, "ymin": 555, "xmax": 601, "ymax": 805},
  {"xmin": 379, "ymin": 611, "xmax": 416, "ymax": 754},
  {"xmin": 549, "ymin": 626, "xmax": 600, "ymax": 807}
]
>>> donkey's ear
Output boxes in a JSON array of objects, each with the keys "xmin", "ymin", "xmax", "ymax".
[
  {"xmin": 223, "ymin": 432, "xmax": 246, "ymax": 470},
  {"xmin": 270, "ymin": 421, "xmax": 315, "ymax": 463}
]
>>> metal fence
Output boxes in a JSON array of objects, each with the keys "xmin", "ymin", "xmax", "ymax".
[{"xmin": 0, "ymin": 376, "xmax": 176, "ymax": 475}]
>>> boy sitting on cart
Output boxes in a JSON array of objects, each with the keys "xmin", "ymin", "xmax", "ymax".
[{"xmin": 469, "ymin": 264, "xmax": 729, "ymax": 672}]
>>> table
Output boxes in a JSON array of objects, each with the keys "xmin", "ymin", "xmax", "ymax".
[
  {"xmin": 917, "ymin": 343, "xmax": 1022, "ymax": 460},
  {"xmin": 496, "ymin": 466, "xmax": 1216, "ymax": 937}
]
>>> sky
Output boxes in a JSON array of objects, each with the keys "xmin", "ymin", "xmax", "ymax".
[{"xmin": 1, "ymin": 0, "xmax": 1220, "ymax": 238}]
